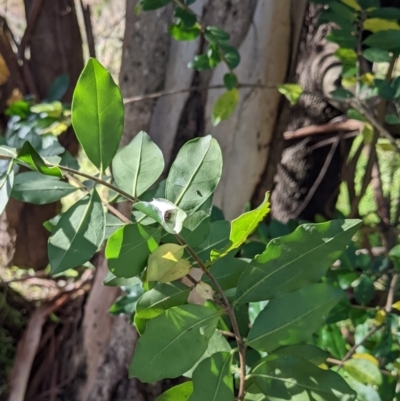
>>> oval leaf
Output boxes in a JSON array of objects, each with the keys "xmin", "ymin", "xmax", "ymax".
[
  {"xmin": 106, "ymin": 223, "xmax": 160, "ymax": 278},
  {"xmin": 343, "ymin": 358, "xmax": 382, "ymax": 386},
  {"xmin": 212, "ymin": 89, "xmax": 239, "ymax": 126},
  {"xmin": 235, "ymin": 220, "xmax": 361, "ymax": 304},
  {"xmin": 155, "ymin": 382, "xmax": 194, "ymax": 401},
  {"xmin": 129, "ymin": 304, "xmax": 221, "ymax": 382},
  {"xmin": 48, "ymin": 190, "xmax": 105, "ymax": 274},
  {"xmin": 147, "ymin": 243, "xmax": 185, "ymax": 281},
  {"xmin": 72, "ymin": 58, "xmax": 124, "ymax": 172},
  {"xmin": 246, "ymin": 283, "xmax": 343, "ymax": 352},
  {"xmin": 11, "ymin": 171, "xmax": 76, "ymax": 204},
  {"xmin": 165, "ymin": 135, "xmax": 222, "ymax": 213},
  {"xmin": 112, "ymin": 131, "xmax": 164, "ymax": 197}
]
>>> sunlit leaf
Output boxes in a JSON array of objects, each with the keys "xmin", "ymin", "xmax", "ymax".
[
  {"xmin": 344, "ymin": 358, "xmax": 382, "ymax": 386},
  {"xmin": 278, "ymin": 84, "xmax": 303, "ymax": 105},
  {"xmin": 155, "ymin": 382, "xmax": 194, "ymax": 401},
  {"xmin": 212, "ymin": 89, "xmax": 239, "ymax": 126}
]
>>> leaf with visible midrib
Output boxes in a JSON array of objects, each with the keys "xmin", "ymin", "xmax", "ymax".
[
  {"xmin": 130, "ymin": 304, "xmax": 221, "ymax": 382},
  {"xmin": 189, "ymin": 352, "xmax": 234, "ymax": 401},
  {"xmin": 72, "ymin": 58, "xmax": 124, "ymax": 172},
  {"xmin": 165, "ymin": 135, "xmax": 222, "ymax": 213},
  {"xmin": 112, "ymin": 131, "xmax": 164, "ymax": 197},
  {"xmin": 246, "ymin": 283, "xmax": 343, "ymax": 353},
  {"xmin": 48, "ymin": 190, "xmax": 105, "ymax": 274},
  {"xmin": 235, "ymin": 220, "xmax": 361, "ymax": 304}
]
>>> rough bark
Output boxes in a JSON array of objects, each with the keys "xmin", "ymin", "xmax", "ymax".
[{"xmin": 1, "ymin": 0, "xmax": 83, "ymax": 269}]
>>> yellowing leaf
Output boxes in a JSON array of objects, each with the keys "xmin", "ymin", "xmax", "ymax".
[
  {"xmin": 341, "ymin": 0, "xmax": 361, "ymax": 10},
  {"xmin": 318, "ymin": 363, "xmax": 329, "ymax": 370},
  {"xmin": 361, "ymin": 73, "xmax": 374, "ymax": 87},
  {"xmin": 362, "ymin": 122, "xmax": 373, "ymax": 144},
  {"xmin": 147, "ymin": 243, "xmax": 186, "ymax": 281},
  {"xmin": 374, "ymin": 309, "xmax": 386, "ymax": 325},
  {"xmin": 195, "ymin": 281, "xmax": 215, "ymax": 300},
  {"xmin": 211, "ymin": 89, "xmax": 239, "ymax": 126},
  {"xmin": 342, "ymin": 77, "xmax": 356, "ymax": 88},
  {"xmin": 364, "ymin": 18, "xmax": 400, "ymax": 33},
  {"xmin": 158, "ymin": 258, "xmax": 192, "ymax": 283},
  {"xmin": 278, "ymin": 84, "xmax": 303, "ymax": 105},
  {"xmin": 352, "ymin": 353, "xmax": 379, "ymax": 366},
  {"xmin": 377, "ymin": 138, "xmax": 395, "ymax": 151},
  {"xmin": 392, "ymin": 300, "xmax": 400, "ymax": 311}
]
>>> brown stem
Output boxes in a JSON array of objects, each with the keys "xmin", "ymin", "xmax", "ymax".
[{"xmin": 175, "ymin": 234, "xmax": 247, "ymax": 401}]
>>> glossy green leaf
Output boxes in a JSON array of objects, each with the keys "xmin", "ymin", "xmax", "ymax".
[
  {"xmin": 112, "ymin": 131, "xmax": 164, "ymax": 197},
  {"xmin": 72, "ymin": 58, "xmax": 124, "ymax": 172},
  {"xmin": 220, "ymin": 44, "xmax": 240, "ymax": 69},
  {"xmin": 212, "ymin": 89, "xmax": 239, "ymax": 126},
  {"xmin": 252, "ymin": 355, "xmax": 356, "ymax": 401},
  {"xmin": 202, "ymin": 254, "xmax": 249, "ymax": 290},
  {"xmin": 235, "ymin": 220, "xmax": 360, "ymax": 303},
  {"xmin": 223, "ymin": 73, "xmax": 238, "ymax": 90},
  {"xmin": 189, "ymin": 352, "xmax": 234, "ymax": 401},
  {"xmin": 184, "ymin": 330, "xmax": 231, "ymax": 378},
  {"xmin": 129, "ymin": 304, "xmax": 221, "ymax": 382},
  {"xmin": 105, "ymin": 223, "xmax": 160, "ymax": 278},
  {"xmin": 278, "ymin": 84, "xmax": 303, "ymax": 105},
  {"xmin": 188, "ymin": 54, "xmax": 211, "ymax": 71},
  {"xmin": 174, "ymin": 7, "xmax": 196, "ymax": 27},
  {"xmin": 272, "ymin": 344, "xmax": 329, "ymax": 366},
  {"xmin": 48, "ymin": 190, "xmax": 105, "ymax": 274},
  {"xmin": 344, "ymin": 358, "xmax": 382, "ymax": 386},
  {"xmin": 246, "ymin": 283, "xmax": 343, "ymax": 352},
  {"xmin": 136, "ymin": 282, "xmax": 190, "ymax": 319},
  {"xmin": 212, "ymin": 193, "xmax": 269, "ymax": 259},
  {"xmin": 364, "ymin": 30, "xmax": 400, "ymax": 51},
  {"xmin": 141, "ymin": 0, "xmax": 171, "ymax": 10},
  {"xmin": 0, "ymin": 162, "xmax": 14, "ymax": 215},
  {"xmin": 16, "ymin": 142, "xmax": 62, "ymax": 177},
  {"xmin": 194, "ymin": 220, "xmax": 230, "ymax": 262},
  {"xmin": 165, "ymin": 135, "xmax": 222, "ymax": 213},
  {"xmin": 11, "ymin": 172, "xmax": 77, "ymax": 204},
  {"xmin": 155, "ymin": 382, "xmax": 194, "ymax": 401},
  {"xmin": 204, "ymin": 26, "xmax": 230, "ymax": 44}
]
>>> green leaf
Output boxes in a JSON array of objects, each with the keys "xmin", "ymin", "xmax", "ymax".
[
  {"xmin": 223, "ymin": 73, "xmax": 238, "ymax": 90},
  {"xmin": 129, "ymin": 304, "xmax": 221, "ymax": 382},
  {"xmin": 136, "ymin": 282, "xmax": 191, "ymax": 319},
  {"xmin": 204, "ymin": 26, "xmax": 230, "ymax": 44},
  {"xmin": 174, "ymin": 7, "xmax": 196, "ymax": 27},
  {"xmin": 278, "ymin": 84, "xmax": 303, "ymax": 105},
  {"xmin": 272, "ymin": 344, "xmax": 329, "ymax": 366},
  {"xmin": 385, "ymin": 114, "xmax": 400, "ymax": 124},
  {"xmin": 104, "ymin": 213, "xmax": 125, "ymax": 239},
  {"xmin": 188, "ymin": 54, "xmax": 211, "ymax": 71},
  {"xmin": 109, "ymin": 285, "xmax": 144, "ymax": 316},
  {"xmin": 246, "ymin": 283, "xmax": 343, "ymax": 352},
  {"xmin": 220, "ymin": 45, "xmax": 240, "ymax": 69},
  {"xmin": 11, "ymin": 172, "xmax": 77, "ymax": 204},
  {"xmin": 155, "ymin": 382, "xmax": 194, "ymax": 401},
  {"xmin": 368, "ymin": 7, "xmax": 400, "ymax": 19},
  {"xmin": 364, "ymin": 30, "xmax": 400, "ymax": 51},
  {"xmin": 235, "ymin": 220, "xmax": 361, "ymax": 303},
  {"xmin": 0, "ymin": 162, "xmax": 14, "ymax": 214},
  {"xmin": 165, "ymin": 135, "xmax": 222, "ymax": 213},
  {"xmin": 16, "ymin": 142, "xmax": 62, "ymax": 177},
  {"xmin": 112, "ymin": 131, "xmax": 164, "ymax": 197},
  {"xmin": 169, "ymin": 24, "xmax": 200, "ymax": 41},
  {"xmin": 105, "ymin": 223, "xmax": 160, "ymax": 278},
  {"xmin": 46, "ymin": 74, "xmax": 70, "ymax": 102},
  {"xmin": 134, "ymin": 198, "xmax": 187, "ymax": 234},
  {"xmin": 344, "ymin": 358, "xmax": 382, "ymax": 386},
  {"xmin": 212, "ymin": 89, "xmax": 239, "ymax": 126},
  {"xmin": 48, "ymin": 190, "xmax": 105, "ymax": 274},
  {"xmin": 252, "ymin": 355, "xmax": 356, "ymax": 401},
  {"xmin": 327, "ymin": 29, "xmax": 357, "ymax": 48},
  {"xmin": 184, "ymin": 330, "xmax": 231, "ymax": 378},
  {"xmin": 202, "ymin": 254, "xmax": 249, "ymax": 290},
  {"xmin": 330, "ymin": 88, "xmax": 354, "ymax": 99},
  {"xmin": 72, "ymin": 58, "xmax": 124, "ymax": 172},
  {"xmin": 344, "ymin": 373, "xmax": 381, "ymax": 401},
  {"xmin": 363, "ymin": 48, "xmax": 392, "ymax": 62},
  {"xmin": 207, "ymin": 44, "xmax": 221, "ymax": 68},
  {"xmin": 141, "ymin": 0, "xmax": 171, "ymax": 10},
  {"xmin": 353, "ymin": 274, "xmax": 375, "ymax": 305},
  {"xmin": 194, "ymin": 220, "xmax": 230, "ymax": 262},
  {"xmin": 103, "ymin": 271, "xmax": 141, "ymax": 287},
  {"xmin": 189, "ymin": 352, "xmax": 234, "ymax": 401},
  {"xmin": 212, "ymin": 193, "xmax": 270, "ymax": 259},
  {"xmin": 389, "ymin": 244, "xmax": 400, "ymax": 269}
]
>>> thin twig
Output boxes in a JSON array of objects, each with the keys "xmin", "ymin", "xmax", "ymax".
[
  {"xmin": 385, "ymin": 274, "xmax": 399, "ymax": 313},
  {"xmin": 123, "ymin": 83, "xmax": 272, "ymax": 104},
  {"xmin": 176, "ymin": 234, "xmax": 247, "ymax": 401},
  {"xmin": 80, "ymin": 0, "xmax": 96, "ymax": 58}
]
